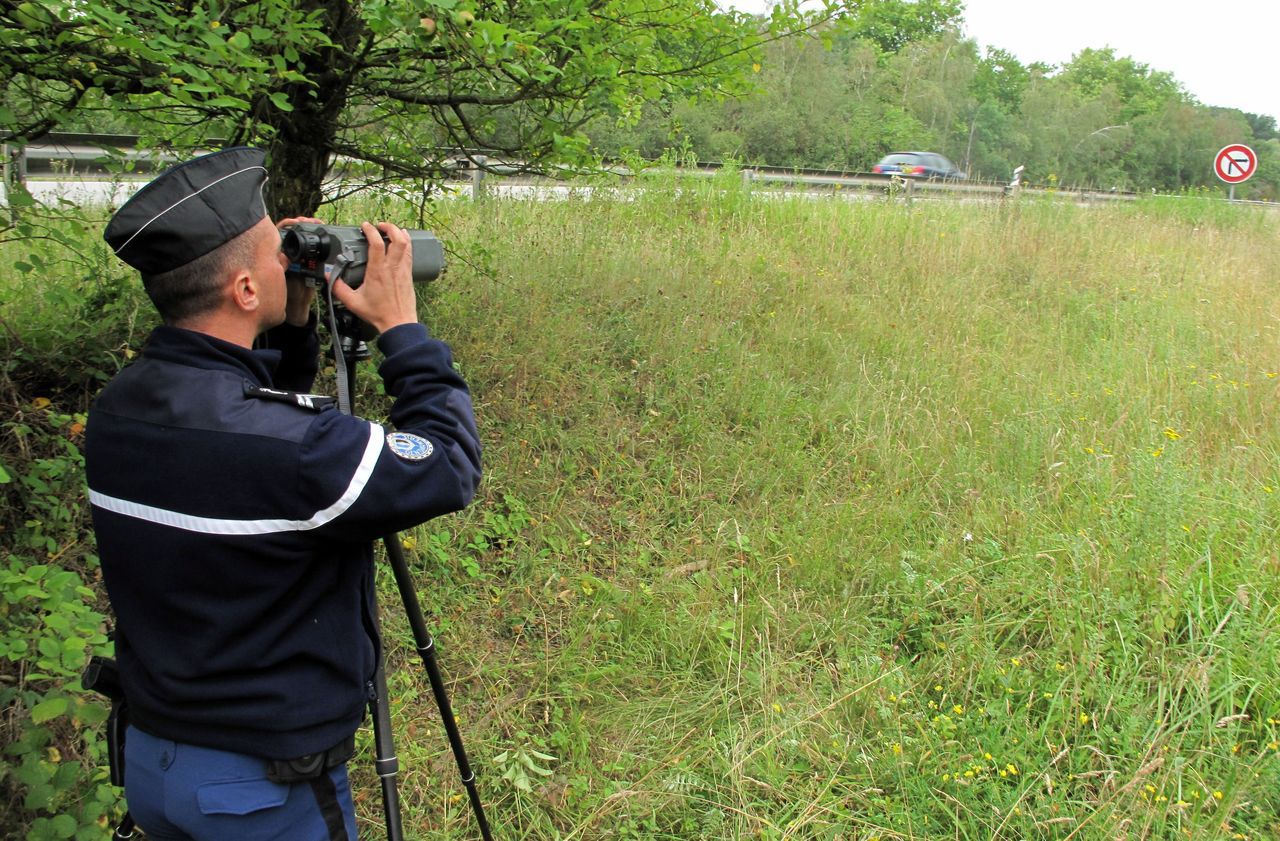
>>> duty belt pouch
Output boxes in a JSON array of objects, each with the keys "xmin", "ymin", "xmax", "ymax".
[
  {"xmin": 266, "ymin": 734, "xmax": 356, "ymax": 784},
  {"xmin": 81, "ymin": 656, "xmax": 129, "ymax": 787}
]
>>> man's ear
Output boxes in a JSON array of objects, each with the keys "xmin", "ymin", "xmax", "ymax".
[{"xmin": 230, "ymin": 268, "xmax": 260, "ymax": 313}]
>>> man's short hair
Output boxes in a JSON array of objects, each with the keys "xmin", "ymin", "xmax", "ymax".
[{"xmin": 141, "ymin": 225, "xmax": 258, "ymax": 324}]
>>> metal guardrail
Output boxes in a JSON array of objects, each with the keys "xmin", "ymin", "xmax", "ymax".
[
  {"xmin": 5, "ymin": 132, "xmax": 1271, "ymax": 209},
  {"xmin": 2, "ymin": 133, "xmax": 185, "ymax": 181},
  {"xmin": 0, "ymin": 133, "xmax": 1077, "ymax": 199}
]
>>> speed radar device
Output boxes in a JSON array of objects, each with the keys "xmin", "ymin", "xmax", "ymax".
[{"xmin": 281, "ymin": 223, "xmax": 445, "ymax": 288}]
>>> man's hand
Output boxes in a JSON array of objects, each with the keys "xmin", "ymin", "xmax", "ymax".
[
  {"xmin": 276, "ymin": 216, "xmax": 322, "ymax": 326},
  {"xmin": 330, "ymin": 222, "xmax": 418, "ymax": 333}
]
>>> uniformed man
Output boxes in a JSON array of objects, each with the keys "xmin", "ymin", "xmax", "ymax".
[{"xmin": 84, "ymin": 147, "xmax": 483, "ymax": 840}]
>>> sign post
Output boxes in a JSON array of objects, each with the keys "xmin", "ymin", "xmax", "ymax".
[{"xmin": 1214, "ymin": 143, "xmax": 1257, "ymax": 200}]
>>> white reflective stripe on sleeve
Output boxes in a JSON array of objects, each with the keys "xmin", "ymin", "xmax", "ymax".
[{"xmin": 88, "ymin": 422, "xmax": 384, "ymax": 535}]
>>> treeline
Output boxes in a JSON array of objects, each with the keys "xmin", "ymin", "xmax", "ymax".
[
  {"xmin": 15, "ymin": 0, "xmax": 1278, "ymax": 201},
  {"xmin": 586, "ymin": 6, "xmax": 1279, "ymax": 197}
]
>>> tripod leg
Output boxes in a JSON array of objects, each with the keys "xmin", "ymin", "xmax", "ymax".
[
  {"xmin": 369, "ymin": 649, "xmax": 405, "ymax": 840},
  {"xmin": 383, "ymin": 535, "xmax": 494, "ymax": 841}
]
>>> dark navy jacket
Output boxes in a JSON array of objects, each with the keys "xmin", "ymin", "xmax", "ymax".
[{"xmin": 85, "ymin": 320, "xmax": 481, "ymax": 759}]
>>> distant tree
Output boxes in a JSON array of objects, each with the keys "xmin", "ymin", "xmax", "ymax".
[
  {"xmin": 1129, "ymin": 101, "xmax": 1249, "ymax": 190},
  {"xmin": 1013, "ymin": 73, "xmax": 1129, "ymax": 188},
  {"xmin": 727, "ymin": 29, "xmax": 874, "ymax": 168},
  {"xmin": 581, "ymin": 11, "xmax": 1269, "ymax": 194},
  {"xmin": 585, "ymin": 0, "xmax": 966, "ymax": 167},
  {"xmin": 1056, "ymin": 47, "xmax": 1187, "ymax": 122},
  {"xmin": 839, "ymin": 0, "xmax": 962, "ymax": 53},
  {"xmin": 961, "ymin": 98, "xmax": 1020, "ymax": 181},
  {"xmin": 955, "ymin": 47, "xmax": 1031, "ymax": 180},
  {"xmin": 1242, "ymin": 111, "xmax": 1278, "ymax": 142},
  {"xmin": 1253, "ymin": 138, "xmax": 1280, "ymax": 200},
  {"xmin": 972, "ymin": 47, "xmax": 1029, "ymax": 112},
  {"xmin": 882, "ymin": 33, "xmax": 977, "ymax": 161}
]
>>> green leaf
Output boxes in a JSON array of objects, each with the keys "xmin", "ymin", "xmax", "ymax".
[
  {"xmin": 205, "ymin": 95, "xmax": 250, "ymax": 108},
  {"xmin": 24, "ymin": 778, "xmax": 57, "ymax": 814},
  {"xmin": 54, "ymin": 761, "xmax": 82, "ymax": 788},
  {"xmin": 8, "ymin": 185, "xmax": 37, "ymax": 207},
  {"xmin": 31, "ymin": 696, "xmax": 69, "ymax": 723},
  {"xmin": 14, "ymin": 757, "xmax": 53, "ymax": 787},
  {"xmin": 76, "ymin": 700, "xmax": 111, "ymax": 726},
  {"xmin": 50, "ymin": 813, "xmax": 78, "ymax": 839}
]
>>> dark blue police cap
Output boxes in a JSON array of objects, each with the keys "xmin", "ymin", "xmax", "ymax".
[{"xmin": 104, "ymin": 147, "xmax": 269, "ymax": 275}]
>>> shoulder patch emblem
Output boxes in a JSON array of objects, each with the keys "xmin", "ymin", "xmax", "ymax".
[{"xmin": 386, "ymin": 432, "xmax": 434, "ymax": 461}]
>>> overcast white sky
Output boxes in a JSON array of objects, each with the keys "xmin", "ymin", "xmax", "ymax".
[
  {"xmin": 961, "ymin": 0, "xmax": 1278, "ymax": 122},
  {"xmin": 724, "ymin": 0, "xmax": 1279, "ymax": 123}
]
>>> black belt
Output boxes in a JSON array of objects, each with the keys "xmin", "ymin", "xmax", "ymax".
[{"xmin": 266, "ymin": 734, "xmax": 356, "ymax": 784}]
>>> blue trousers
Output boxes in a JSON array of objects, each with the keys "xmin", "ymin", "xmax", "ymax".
[{"xmin": 124, "ymin": 726, "xmax": 359, "ymax": 841}]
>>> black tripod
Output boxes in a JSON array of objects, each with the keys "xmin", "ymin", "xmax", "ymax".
[{"xmin": 330, "ymin": 307, "xmax": 493, "ymax": 841}]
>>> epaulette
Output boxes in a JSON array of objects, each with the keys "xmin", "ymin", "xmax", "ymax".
[{"xmin": 243, "ymin": 381, "xmax": 337, "ymax": 412}]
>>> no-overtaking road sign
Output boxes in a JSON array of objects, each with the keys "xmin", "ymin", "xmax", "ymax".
[{"xmin": 1215, "ymin": 144, "xmax": 1257, "ymax": 184}]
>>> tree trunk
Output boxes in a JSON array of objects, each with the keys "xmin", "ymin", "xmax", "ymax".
[{"xmin": 259, "ymin": 0, "xmax": 364, "ymax": 217}]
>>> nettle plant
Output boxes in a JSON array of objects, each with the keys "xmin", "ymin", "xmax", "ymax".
[
  {"xmin": 1, "ymin": 402, "xmax": 119, "ymax": 839},
  {"xmin": 1, "ymin": 212, "xmax": 143, "ymax": 839}
]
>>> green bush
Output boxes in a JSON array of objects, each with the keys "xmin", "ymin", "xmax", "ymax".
[{"xmin": 1, "ymin": 204, "xmax": 145, "ymax": 840}]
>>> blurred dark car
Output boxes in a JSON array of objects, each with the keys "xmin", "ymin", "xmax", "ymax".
[{"xmin": 872, "ymin": 152, "xmax": 966, "ymax": 180}]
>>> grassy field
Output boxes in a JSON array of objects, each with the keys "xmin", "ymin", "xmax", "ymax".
[{"xmin": 4, "ymin": 178, "xmax": 1280, "ymax": 840}]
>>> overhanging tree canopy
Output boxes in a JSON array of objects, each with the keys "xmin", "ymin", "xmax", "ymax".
[{"xmin": 1, "ymin": 0, "xmax": 840, "ymax": 214}]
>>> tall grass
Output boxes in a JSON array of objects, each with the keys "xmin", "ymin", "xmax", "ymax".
[
  {"xmin": 4, "ymin": 182, "xmax": 1279, "ymax": 839},
  {"xmin": 391, "ymin": 183, "xmax": 1280, "ymax": 840}
]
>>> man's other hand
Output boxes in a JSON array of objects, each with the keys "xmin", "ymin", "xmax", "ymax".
[{"xmin": 330, "ymin": 222, "xmax": 418, "ymax": 333}]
